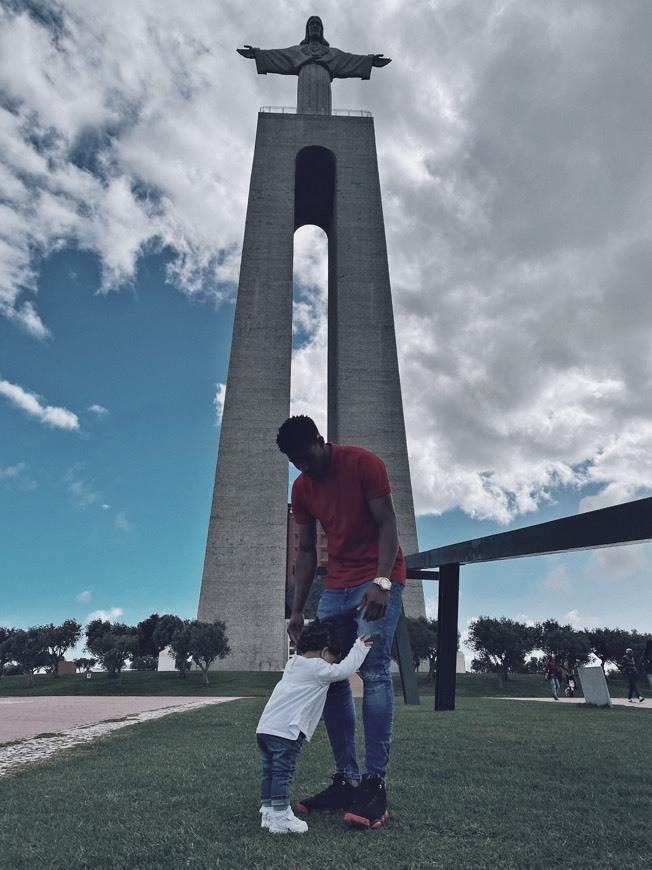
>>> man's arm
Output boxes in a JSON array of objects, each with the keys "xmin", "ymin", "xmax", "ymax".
[
  {"xmin": 358, "ymin": 493, "xmax": 400, "ymax": 621},
  {"xmin": 288, "ymin": 519, "xmax": 317, "ymax": 643}
]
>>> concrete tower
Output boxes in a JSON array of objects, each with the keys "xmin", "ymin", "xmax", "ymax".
[{"xmin": 198, "ymin": 17, "xmax": 425, "ymax": 670}]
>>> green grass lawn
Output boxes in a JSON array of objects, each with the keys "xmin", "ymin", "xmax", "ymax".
[
  {"xmin": 1, "ymin": 683, "xmax": 650, "ymax": 869},
  {"xmin": 0, "ymin": 668, "xmax": 638, "ymax": 700},
  {"xmin": 0, "ymin": 668, "xmax": 280, "ymax": 698}
]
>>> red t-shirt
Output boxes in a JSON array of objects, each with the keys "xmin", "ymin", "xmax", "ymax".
[{"xmin": 291, "ymin": 443, "xmax": 406, "ymax": 589}]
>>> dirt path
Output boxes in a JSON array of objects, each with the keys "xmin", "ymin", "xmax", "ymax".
[{"xmin": 0, "ymin": 696, "xmax": 245, "ymax": 777}]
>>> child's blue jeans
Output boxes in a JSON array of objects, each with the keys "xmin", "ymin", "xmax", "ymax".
[{"xmin": 257, "ymin": 732, "xmax": 305, "ymax": 810}]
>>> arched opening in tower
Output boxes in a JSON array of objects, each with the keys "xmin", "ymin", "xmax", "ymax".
[{"xmin": 290, "ymin": 144, "xmax": 335, "ymax": 434}]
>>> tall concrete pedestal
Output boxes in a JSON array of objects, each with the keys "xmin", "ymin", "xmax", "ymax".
[{"xmin": 198, "ymin": 111, "xmax": 425, "ymax": 670}]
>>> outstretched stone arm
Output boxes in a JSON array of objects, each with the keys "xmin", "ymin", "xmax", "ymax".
[{"xmin": 237, "ymin": 46, "xmax": 391, "ymax": 72}]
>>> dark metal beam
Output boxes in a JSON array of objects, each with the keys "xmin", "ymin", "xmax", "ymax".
[
  {"xmin": 406, "ymin": 497, "xmax": 652, "ymax": 569},
  {"xmin": 394, "ymin": 607, "xmax": 420, "ymax": 706},
  {"xmin": 434, "ymin": 563, "xmax": 460, "ymax": 711},
  {"xmin": 405, "ymin": 568, "xmax": 439, "ymax": 581}
]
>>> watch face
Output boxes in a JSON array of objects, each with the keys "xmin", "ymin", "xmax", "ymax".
[{"xmin": 374, "ymin": 578, "xmax": 391, "ymax": 591}]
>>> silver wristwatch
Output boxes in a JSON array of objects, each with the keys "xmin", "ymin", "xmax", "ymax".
[{"xmin": 372, "ymin": 576, "xmax": 392, "ymax": 592}]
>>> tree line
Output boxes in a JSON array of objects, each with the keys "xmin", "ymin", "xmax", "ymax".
[
  {"xmin": 402, "ymin": 616, "xmax": 650, "ymax": 683},
  {"xmin": 466, "ymin": 616, "xmax": 650, "ymax": 682},
  {"xmin": 3, "ymin": 613, "xmax": 647, "ymax": 689},
  {"xmin": 0, "ymin": 614, "xmax": 230, "ymax": 688}
]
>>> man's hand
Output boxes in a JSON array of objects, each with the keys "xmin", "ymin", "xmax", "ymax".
[
  {"xmin": 357, "ymin": 584, "xmax": 389, "ymax": 621},
  {"xmin": 287, "ymin": 611, "xmax": 305, "ymax": 644},
  {"xmin": 372, "ymin": 54, "xmax": 391, "ymax": 67}
]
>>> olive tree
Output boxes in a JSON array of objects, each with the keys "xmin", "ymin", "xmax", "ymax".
[
  {"xmin": 468, "ymin": 616, "xmax": 538, "ymax": 683},
  {"xmin": 85, "ymin": 619, "xmax": 139, "ymax": 683},
  {"xmin": 40, "ymin": 619, "xmax": 82, "ymax": 676},
  {"xmin": 169, "ymin": 620, "xmax": 230, "ymax": 687},
  {"xmin": 3, "ymin": 627, "xmax": 50, "ymax": 688}
]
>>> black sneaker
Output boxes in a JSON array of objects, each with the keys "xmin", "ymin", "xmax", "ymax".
[
  {"xmin": 296, "ymin": 773, "xmax": 357, "ymax": 814},
  {"xmin": 344, "ymin": 774, "xmax": 389, "ymax": 829}
]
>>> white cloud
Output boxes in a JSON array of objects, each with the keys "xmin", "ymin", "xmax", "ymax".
[
  {"xmin": 0, "ymin": 0, "xmax": 246, "ymax": 331},
  {"xmin": 544, "ymin": 566, "xmax": 572, "ymax": 593},
  {"xmin": 0, "ymin": 378, "xmax": 79, "ymax": 430},
  {"xmin": 214, "ymin": 383, "xmax": 226, "ymax": 424},
  {"xmin": 64, "ymin": 465, "xmax": 100, "ymax": 507},
  {"xmin": 0, "ymin": 461, "xmax": 36, "ymax": 490},
  {"xmin": 583, "ymin": 544, "xmax": 649, "ymax": 585},
  {"xmin": 87, "ymin": 607, "xmax": 123, "ymax": 624},
  {"xmin": 563, "ymin": 609, "xmax": 600, "ymax": 631},
  {"xmin": 88, "ymin": 404, "xmax": 109, "ymax": 416},
  {"xmin": 76, "ymin": 590, "xmax": 92, "ymax": 603},
  {"xmin": 517, "ymin": 614, "xmax": 537, "ymax": 629},
  {"xmin": 114, "ymin": 511, "xmax": 133, "ymax": 532},
  {"xmin": 289, "ymin": 226, "xmax": 328, "ymax": 432}
]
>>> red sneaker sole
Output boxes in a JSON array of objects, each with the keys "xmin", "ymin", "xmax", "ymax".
[{"xmin": 343, "ymin": 810, "xmax": 389, "ymax": 829}]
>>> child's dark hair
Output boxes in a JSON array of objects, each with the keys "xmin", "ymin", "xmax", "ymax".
[
  {"xmin": 297, "ymin": 619, "xmax": 341, "ymax": 657},
  {"xmin": 276, "ymin": 415, "xmax": 320, "ymax": 455}
]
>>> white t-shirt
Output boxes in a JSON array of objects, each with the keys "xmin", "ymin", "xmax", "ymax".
[{"xmin": 256, "ymin": 638, "xmax": 370, "ymax": 742}]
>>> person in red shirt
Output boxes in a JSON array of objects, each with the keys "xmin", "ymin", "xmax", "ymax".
[
  {"xmin": 544, "ymin": 657, "xmax": 562, "ymax": 700},
  {"xmin": 277, "ymin": 415, "xmax": 406, "ymax": 830}
]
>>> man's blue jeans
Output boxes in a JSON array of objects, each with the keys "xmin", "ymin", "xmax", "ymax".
[{"xmin": 316, "ymin": 579, "xmax": 404, "ymax": 780}]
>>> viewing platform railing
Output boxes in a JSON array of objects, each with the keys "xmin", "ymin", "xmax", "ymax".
[{"xmin": 260, "ymin": 106, "xmax": 372, "ymax": 117}]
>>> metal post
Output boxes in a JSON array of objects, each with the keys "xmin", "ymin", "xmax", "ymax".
[
  {"xmin": 435, "ymin": 563, "xmax": 460, "ymax": 711},
  {"xmin": 394, "ymin": 607, "xmax": 420, "ymax": 705}
]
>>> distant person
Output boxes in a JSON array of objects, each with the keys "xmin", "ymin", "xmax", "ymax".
[
  {"xmin": 560, "ymin": 660, "xmax": 575, "ymax": 697},
  {"xmin": 619, "ymin": 648, "xmax": 644, "ymax": 703},
  {"xmin": 544, "ymin": 657, "xmax": 562, "ymax": 700},
  {"xmin": 256, "ymin": 620, "xmax": 371, "ymax": 834},
  {"xmin": 642, "ymin": 639, "xmax": 652, "ymax": 692},
  {"xmin": 277, "ymin": 414, "xmax": 405, "ymax": 830}
]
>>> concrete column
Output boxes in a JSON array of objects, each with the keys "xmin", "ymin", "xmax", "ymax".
[
  {"xmin": 197, "ymin": 116, "xmax": 295, "ymax": 670},
  {"xmin": 327, "ymin": 117, "xmax": 424, "ymax": 619}
]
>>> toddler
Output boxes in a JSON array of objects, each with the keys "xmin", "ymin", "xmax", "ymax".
[{"xmin": 256, "ymin": 619, "xmax": 372, "ymax": 833}]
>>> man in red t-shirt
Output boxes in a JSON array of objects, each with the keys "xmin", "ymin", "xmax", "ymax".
[{"xmin": 277, "ymin": 415, "xmax": 405, "ymax": 830}]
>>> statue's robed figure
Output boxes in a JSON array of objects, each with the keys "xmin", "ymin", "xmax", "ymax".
[{"xmin": 238, "ymin": 15, "xmax": 391, "ymax": 115}]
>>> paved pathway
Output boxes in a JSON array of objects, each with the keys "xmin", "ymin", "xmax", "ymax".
[
  {"xmin": 490, "ymin": 696, "xmax": 648, "ymax": 707},
  {"xmin": 0, "ymin": 696, "xmax": 244, "ymax": 777}
]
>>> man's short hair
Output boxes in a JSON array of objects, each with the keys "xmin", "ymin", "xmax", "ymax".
[
  {"xmin": 276, "ymin": 415, "xmax": 320, "ymax": 455},
  {"xmin": 296, "ymin": 618, "xmax": 341, "ymax": 657}
]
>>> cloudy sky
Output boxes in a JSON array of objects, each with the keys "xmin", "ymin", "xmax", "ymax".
[{"xmin": 1, "ymin": 0, "xmax": 651, "ymax": 661}]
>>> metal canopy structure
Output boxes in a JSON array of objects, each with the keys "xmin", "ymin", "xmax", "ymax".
[{"xmin": 404, "ymin": 497, "xmax": 652, "ymax": 711}]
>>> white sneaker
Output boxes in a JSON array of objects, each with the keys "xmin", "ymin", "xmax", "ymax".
[
  {"xmin": 260, "ymin": 809, "xmax": 272, "ymax": 829},
  {"xmin": 269, "ymin": 809, "xmax": 308, "ymax": 834}
]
